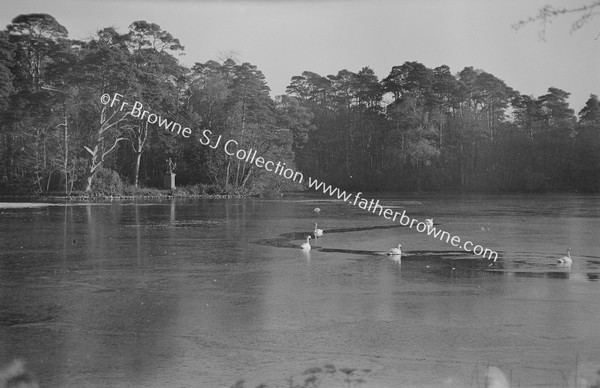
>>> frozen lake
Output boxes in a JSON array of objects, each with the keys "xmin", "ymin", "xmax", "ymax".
[{"xmin": 1, "ymin": 193, "xmax": 600, "ymax": 387}]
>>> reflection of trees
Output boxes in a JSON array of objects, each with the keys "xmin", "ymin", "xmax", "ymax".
[{"xmin": 74, "ymin": 203, "xmax": 180, "ymax": 385}]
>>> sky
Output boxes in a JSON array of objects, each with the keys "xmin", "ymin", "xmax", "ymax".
[{"xmin": 1, "ymin": 0, "xmax": 598, "ymax": 112}]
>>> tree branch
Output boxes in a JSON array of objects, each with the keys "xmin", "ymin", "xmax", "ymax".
[
  {"xmin": 101, "ymin": 137, "xmax": 126, "ymax": 161},
  {"xmin": 512, "ymin": 1, "xmax": 600, "ymax": 40},
  {"xmin": 99, "ymin": 109, "xmax": 129, "ymax": 135},
  {"xmin": 83, "ymin": 145, "xmax": 96, "ymax": 156}
]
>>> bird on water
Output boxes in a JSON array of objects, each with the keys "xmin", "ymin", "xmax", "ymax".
[
  {"xmin": 557, "ymin": 248, "xmax": 572, "ymax": 265},
  {"xmin": 387, "ymin": 243, "xmax": 402, "ymax": 256},
  {"xmin": 301, "ymin": 236, "xmax": 312, "ymax": 251},
  {"xmin": 314, "ymin": 223, "xmax": 324, "ymax": 237}
]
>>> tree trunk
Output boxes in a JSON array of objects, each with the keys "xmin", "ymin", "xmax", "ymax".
[
  {"xmin": 132, "ymin": 122, "xmax": 148, "ymax": 188},
  {"xmin": 85, "ymin": 173, "xmax": 94, "ymax": 192},
  {"xmin": 61, "ymin": 114, "xmax": 69, "ymax": 195},
  {"xmin": 460, "ymin": 142, "xmax": 465, "ymax": 188},
  {"xmin": 225, "ymin": 159, "xmax": 231, "ymax": 192},
  {"xmin": 240, "ymin": 165, "xmax": 253, "ymax": 189},
  {"xmin": 133, "ymin": 151, "xmax": 142, "ymax": 187}
]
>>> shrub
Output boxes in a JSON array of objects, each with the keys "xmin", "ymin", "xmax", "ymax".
[
  {"xmin": 122, "ymin": 184, "xmax": 164, "ymax": 197},
  {"xmin": 202, "ymin": 183, "xmax": 222, "ymax": 195},
  {"xmin": 91, "ymin": 167, "xmax": 124, "ymax": 195},
  {"xmin": 173, "ymin": 183, "xmax": 222, "ymax": 196}
]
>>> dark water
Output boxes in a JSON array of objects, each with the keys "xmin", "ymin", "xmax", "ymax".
[{"xmin": 1, "ymin": 194, "xmax": 599, "ymax": 387}]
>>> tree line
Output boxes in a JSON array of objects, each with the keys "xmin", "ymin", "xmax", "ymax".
[
  {"xmin": 0, "ymin": 14, "xmax": 598, "ymax": 196},
  {"xmin": 288, "ymin": 64, "xmax": 600, "ymax": 192}
]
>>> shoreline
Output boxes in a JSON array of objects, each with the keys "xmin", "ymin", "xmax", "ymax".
[
  {"xmin": 0, "ymin": 189, "xmax": 595, "ymax": 203},
  {"xmin": 0, "ymin": 192, "xmax": 248, "ymax": 202}
]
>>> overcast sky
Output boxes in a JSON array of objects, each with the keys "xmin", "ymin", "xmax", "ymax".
[{"xmin": 1, "ymin": 0, "xmax": 598, "ymax": 112}]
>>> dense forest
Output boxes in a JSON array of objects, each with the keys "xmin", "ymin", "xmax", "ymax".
[{"xmin": 0, "ymin": 14, "xmax": 598, "ymax": 196}]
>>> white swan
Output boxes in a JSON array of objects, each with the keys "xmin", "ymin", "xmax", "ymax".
[
  {"xmin": 557, "ymin": 248, "xmax": 572, "ymax": 265},
  {"xmin": 387, "ymin": 243, "xmax": 402, "ymax": 256},
  {"xmin": 314, "ymin": 223, "xmax": 324, "ymax": 237},
  {"xmin": 301, "ymin": 236, "xmax": 312, "ymax": 251},
  {"xmin": 485, "ymin": 366, "xmax": 510, "ymax": 388},
  {"xmin": 313, "ymin": 207, "xmax": 321, "ymax": 213},
  {"xmin": 425, "ymin": 218, "xmax": 434, "ymax": 228}
]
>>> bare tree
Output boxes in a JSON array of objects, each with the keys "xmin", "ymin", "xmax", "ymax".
[
  {"xmin": 82, "ymin": 105, "xmax": 128, "ymax": 192},
  {"xmin": 512, "ymin": 1, "xmax": 600, "ymax": 40}
]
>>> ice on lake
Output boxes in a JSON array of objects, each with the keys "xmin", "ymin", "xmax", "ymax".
[{"xmin": 1, "ymin": 193, "xmax": 599, "ymax": 387}]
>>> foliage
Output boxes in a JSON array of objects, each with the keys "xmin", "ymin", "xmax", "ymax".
[
  {"xmin": 185, "ymin": 59, "xmax": 301, "ymax": 196},
  {"xmin": 231, "ymin": 364, "xmax": 371, "ymax": 388},
  {"xmin": 0, "ymin": 13, "xmax": 598, "ymax": 197},
  {"xmin": 172, "ymin": 183, "xmax": 222, "ymax": 196},
  {"xmin": 286, "ymin": 61, "xmax": 597, "ymax": 193},
  {"xmin": 121, "ymin": 184, "xmax": 164, "ymax": 197},
  {"xmin": 90, "ymin": 167, "xmax": 124, "ymax": 195}
]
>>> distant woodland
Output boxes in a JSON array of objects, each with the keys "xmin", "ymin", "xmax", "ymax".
[{"xmin": 1, "ymin": 14, "xmax": 599, "ymax": 196}]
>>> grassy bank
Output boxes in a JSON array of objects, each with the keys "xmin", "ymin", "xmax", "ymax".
[{"xmin": 0, "ymin": 184, "xmax": 247, "ymax": 201}]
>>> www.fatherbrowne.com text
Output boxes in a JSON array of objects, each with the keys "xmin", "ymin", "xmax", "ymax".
[
  {"xmin": 306, "ymin": 179, "xmax": 498, "ymax": 261},
  {"xmin": 200, "ymin": 127, "xmax": 498, "ymax": 262},
  {"xmin": 101, "ymin": 92, "xmax": 498, "ymax": 262}
]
